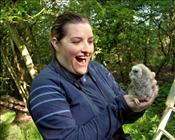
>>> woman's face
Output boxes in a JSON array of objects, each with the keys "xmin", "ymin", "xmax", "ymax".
[{"xmin": 52, "ymin": 22, "xmax": 94, "ymax": 75}]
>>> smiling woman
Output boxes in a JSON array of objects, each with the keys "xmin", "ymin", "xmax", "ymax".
[
  {"xmin": 50, "ymin": 12, "xmax": 94, "ymax": 75},
  {"xmin": 51, "ymin": 22, "xmax": 94, "ymax": 75},
  {"xmin": 27, "ymin": 12, "xmax": 158, "ymax": 140}
]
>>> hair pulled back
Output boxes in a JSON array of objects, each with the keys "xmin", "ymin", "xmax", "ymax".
[{"xmin": 50, "ymin": 12, "xmax": 90, "ymax": 41}]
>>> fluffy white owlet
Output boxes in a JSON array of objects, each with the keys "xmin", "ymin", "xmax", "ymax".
[{"xmin": 128, "ymin": 64, "xmax": 155, "ymax": 105}]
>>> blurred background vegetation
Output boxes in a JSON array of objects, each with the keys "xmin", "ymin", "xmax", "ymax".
[{"xmin": 0, "ymin": 0, "xmax": 174, "ymax": 140}]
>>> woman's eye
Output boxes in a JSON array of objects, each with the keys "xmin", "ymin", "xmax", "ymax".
[
  {"xmin": 71, "ymin": 39, "xmax": 81, "ymax": 44},
  {"xmin": 88, "ymin": 37, "xmax": 93, "ymax": 44},
  {"xmin": 88, "ymin": 39, "xmax": 93, "ymax": 44},
  {"xmin": 88, "ymin": 40, "xmax": 93, "ymax": 44},
  {"xmin": 72, "ymin": 41, "xmax": 80, "ymax": 44}
]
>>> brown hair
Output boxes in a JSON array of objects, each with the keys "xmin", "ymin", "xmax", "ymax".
[{"xmin": 50, "ymin": 12, "xmax": 90, "ymax": 41}]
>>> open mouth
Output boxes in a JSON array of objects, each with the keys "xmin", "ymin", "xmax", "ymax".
[{"xmin": 75, "ymin": 56, "xmax": 87, "ymax": 65}]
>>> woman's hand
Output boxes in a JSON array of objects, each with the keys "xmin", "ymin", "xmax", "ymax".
[{"xmin": 124, "ymin": 72, "xmax": 159, "ymax": 112}]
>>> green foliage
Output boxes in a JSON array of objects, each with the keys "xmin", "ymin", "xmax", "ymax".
[
  {"xmin": 0, "ymin": 0, "xmax": 174, "ymax": 139},
  {"xmin": 0, "ymin": 110, "xmax": 42, "ymax": 140},
  {"xmin": 124, "ymin": 110, "xmax": 160, "ymax": 140},
  {"xmin": 0, "ymin": 111, "xmax": 16, "ymax": 124},
  {"xmin": 4, "ymin": 121, "xmax": 42, "ymax": 140},
  {"xmin": 0, "ymin": 111, "xmax": 16, "ymax": 140},
  {"xmin": 1, "ymin": 0, "xmax": 174, "ymax": 80},
  {"xmin": 154, "ymin": 84, "xmax": 172, "ymax": 113},
  {"xmin": 123, "ymin": 83, "xmax": 174, "ymax": 139}
]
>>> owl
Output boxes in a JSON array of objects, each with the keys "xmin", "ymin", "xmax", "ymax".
[{"xmin": 128, "ymin": 64, "xmax": 155, "ymax": 105}]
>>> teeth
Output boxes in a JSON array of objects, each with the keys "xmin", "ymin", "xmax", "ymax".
[
  {"xmin": 78, "ymin": 56, "xmax": 85, "ymax": 59},
  {"xmin": 77, "ymin": 56, "xmax": 86, "ymax": 60},
  {"xmin": 76, "ymin": 56, "xmax": 86, "ymax": 63}
]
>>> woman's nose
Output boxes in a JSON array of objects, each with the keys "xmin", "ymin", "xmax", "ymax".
[{"xmin": 82, "ymin": 42, "xmax": 94, "ymax": 53}]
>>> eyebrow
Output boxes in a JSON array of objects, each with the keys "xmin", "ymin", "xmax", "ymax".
[
  {"xmin": 71, "ymin": 37, "xmax": 82, "ymax": 40},
  {"xmin": 88, "ymin": 36, "xmax": 93, "ymax": 39},
  {"xmin": 70, "ymin": 36, "xmax": 93, "ymax": 40}
]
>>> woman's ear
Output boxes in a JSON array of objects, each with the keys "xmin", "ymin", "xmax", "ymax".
[{"xmin": 50, "ymin": 37, "xmax": 59, "ymax": 51}]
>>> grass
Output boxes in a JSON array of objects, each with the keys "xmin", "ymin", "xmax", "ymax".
[
  {"xmin": 0, "ymin": 84, "xmax": 174, "ymax": 140},
  {"xmin": 0, "ymin": 111, "xmax": 42, "ymax": 140}
]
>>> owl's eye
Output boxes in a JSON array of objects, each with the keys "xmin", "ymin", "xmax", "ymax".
[{"xmin": 133, "ymin": 69, "xmax": 138, "ymax": 73}]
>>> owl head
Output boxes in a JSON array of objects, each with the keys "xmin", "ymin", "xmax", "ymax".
[{"xmin": 129, "ymin": 64, "xmax": 150, "ymax": 83}]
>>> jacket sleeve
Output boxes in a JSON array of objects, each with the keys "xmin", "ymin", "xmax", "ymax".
[
  {"xmin": 94, "ymin": 62, "xmax": 144, "ymax": 124},
  {"xmin": 28, "ymin": 77, "xmax": 111, "ymax": 140}
]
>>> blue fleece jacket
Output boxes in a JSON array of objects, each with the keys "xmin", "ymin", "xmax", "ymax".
[{"xmin": 28, "ymin": 59, "xmax": 143, "ymax": 140}]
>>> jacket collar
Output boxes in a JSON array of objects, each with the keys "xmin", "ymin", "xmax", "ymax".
[{"xmin": 50, "ymin": 57, "xmax": 88, "ymax": 84}]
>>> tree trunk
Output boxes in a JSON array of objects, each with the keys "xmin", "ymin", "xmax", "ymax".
[{"xmin": 6, "ymin": 22, "xmax": 37, "ymax": 80}]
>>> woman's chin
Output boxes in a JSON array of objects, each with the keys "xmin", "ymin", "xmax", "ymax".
[{"xmin": 74, "ymin": 67, "xmax": 88, "ymax": 75}]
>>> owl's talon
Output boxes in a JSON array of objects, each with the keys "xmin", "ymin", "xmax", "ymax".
[{"xmin": 133, "ymin": 98, "xmax": 140, "ymax": 105}]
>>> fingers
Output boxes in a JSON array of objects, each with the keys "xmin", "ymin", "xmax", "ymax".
[
  {"xmin": 150, "ymin": 71, "xmax": 159, "ymax": 97},
  {"xmin": 131, "ymin": 101, "xmax": 150, "ymax": 112},
  {"xmin": 150, "ymin": 72, "xmax": 157, "ymax": 86},
  {"xmin": 152, "ymin": 79, "xmax": 157, "ymax": 85},
  {"xmin": 153, "ymin": 85, "xmax": 159, "ymax": 97},
  {"xmin": 151, "ymin": 72, "xmax": 156, "ymax": 79},
  {"xmin": 124, "ymin": 95, "xmax": 152, "ymax": 112},
  {"xmin": 126, "ymin": 91, "xmax": 157, "ymax": 112},
  {"xmin": 137, "ymin": 102, "xmax": 151, "ymax": 111}
]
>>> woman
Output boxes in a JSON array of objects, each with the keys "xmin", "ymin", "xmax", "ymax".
[{"xmin": 28, "ymin": 12, "xmax": 158, "ymax": 140}]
